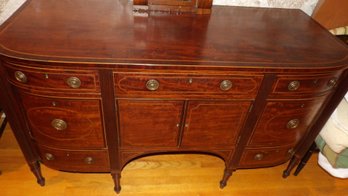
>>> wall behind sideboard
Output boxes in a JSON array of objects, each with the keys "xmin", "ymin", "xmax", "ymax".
[
  {"xmin": 213, "ymin": 0, "xmax": 319, "ymax": 15},
  {"xmin": 0, "ymin": 0, "xmax": 25, "ymax": 25},
  {"xmin": 312, "ymin": 0, "xmax": 348, "ymax": 29}
]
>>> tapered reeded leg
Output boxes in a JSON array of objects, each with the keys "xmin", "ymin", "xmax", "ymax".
[
  {"xmin": 283, "ymin": 156, "xmax": 299, "ymax": 178},
  {"xmin": 29, "ymin": 161, "xmax": 45, "ymax": 186},
  {"xmin": 294, "ymin": 142, "xmax": 317, "ymax": 176},
  {"xmin": 219, "ymin": 168, "xmax": 233, "ymax": 189},
  {"xmin": 111, "ymin": 172, "xmax": 121, "ymax": 194}
]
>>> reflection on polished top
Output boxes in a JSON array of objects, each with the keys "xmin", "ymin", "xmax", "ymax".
[{"xmin": 0, "ymin": 0, "xmax": 347, "ymax": 66}]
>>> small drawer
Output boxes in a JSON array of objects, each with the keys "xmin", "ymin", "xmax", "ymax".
[
  {"xmin": 114, "ymin": 72, "xmax": 263, "ymax": 98},
  {"xmin": 4, "ymin": 63, "xmax": 99, "ymax": 93},
  {"xmin": 248, "ymin": 97, "xmax": 327, "ymax": 147},
  {"xmin": 20, "ymin": 93, "xmax": 106, "ymax": 149},
  {"xmin": 271, "ymin": 73, "xmax": 341, "ymax": 98},
  {"xmin": 37, "ymin": 145, "xmax": 110, "ymax": 172},
  {"xmin": 238, "ymin": 147, "xmax": 293, "ymax": 168}
]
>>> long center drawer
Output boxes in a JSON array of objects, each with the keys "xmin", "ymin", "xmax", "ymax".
[{"xmin": 114, "ymin": 72, "xmax": 263, "ymax": 99}]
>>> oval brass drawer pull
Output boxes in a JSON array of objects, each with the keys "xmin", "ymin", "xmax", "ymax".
[
  {"xmin": 84, "ymin": 157, "xmax": 94, "ymax": 164},
  {"xmin": 287, "ymin": 119, "xmax": 300, "ymax": 129},
  {"xmin": 14, "ymin": 71, "xmax": 28, "ymax": 83},
  {"xmin": 66, "ymin": 76, "xmax": 81, "ymax": 88},
  {"xmin": 254, "ymin": 153, "xmax": 264, "ymax": 161},
  {"xmin": 220, "ymin": 80, "xmax": 233, "ymax": 91},
  {"xmin": 45, "ymin": 153, "xmax": 55, "ymax": 161},
  {"xmin": 51, "ymin": 119, "xmax": 68, "ymax": 131},
  {"xmin": 288, "ymin": 80, "xmax": 300, "ymax": 91},
  {"xmin": 327, "ymin": 78, "xmax": 337, "ymax": 87},
  {"xmin": 146, "ymin": 79, "xmax": 160, "ymax": 91}
]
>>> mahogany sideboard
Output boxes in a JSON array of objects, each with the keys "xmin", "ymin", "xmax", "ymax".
[{"xmin": 0, "ymin": 0, "xmax": 348, "ymax": 194}]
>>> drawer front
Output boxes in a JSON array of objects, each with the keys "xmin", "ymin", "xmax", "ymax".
[
  {"xmin": 238, "ymin": 147, "xmax": 292, "ymax": 168},
  {"xmin": 271, "ymin": 73, "xmax": 341, "ymax": 98},
  {"xmin": 20, "ymin": 93, "xmax": 106, "ymax": 149},
  {"xmin": 248, "ymin": 97, "xmax": 327, "ymax": 147},
  {"xmin": 4, "ymin": 63, "xmax": 99, "ymax": 93},
  {"xmin": 114, "ymin": 72, "xmax": 262, "ymax": 98},
  {"xmin": 37, "ymin": 145, "xmax": 110, "ymax": 172}
]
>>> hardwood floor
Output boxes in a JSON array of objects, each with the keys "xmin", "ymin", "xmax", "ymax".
[{"xmin": 0, "ymin": 125, "xmax": 346, "ymax": 196}]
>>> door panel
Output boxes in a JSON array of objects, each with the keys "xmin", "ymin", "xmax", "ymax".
[
  {"xmin": 118, "ymin": 100, "xmax": 184, "ymax": 148},
  {"xmin": 181, "ymin": 101, "xmax": 251, "ymax": 148}
]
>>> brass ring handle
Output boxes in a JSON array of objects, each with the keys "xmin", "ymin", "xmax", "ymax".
[
  {"xmin": 327, "ymin": 78, "xmax": 337, "ymax": 88},
  {"xmin": 220, "ymin": 80, "xmax": 233, "ymax": 91},
  {"xmin": 45, "ymin": 153, "xmax": 55, "ymax": 161},
  {"xmin": 288, "ymin": 80, "xmax": 300, "ymax": 91},
  {"xmin": 14, "ymin": 71, "xmax": 28, "ymax": 83},
  {"xmin": 146, "ymin": 79, "xmax": 160, "ymax": 91},
  {"xmin": 84, "ymin": 157, "xmax": 94, "ymax": 164},
  {"xmin": 287, "ymin": 119, "xmax": 300, "ymax": 129},
  {"xmin": 66, "ymin": 76, "xmax": 81, "ymax": 88},
  {"xmin": 51, "ymin": 119, "xmax": 68, "ymax": 131},
  {"xmin": 254, "ymin": 153, "xmax": 264, "ymax": 161}
]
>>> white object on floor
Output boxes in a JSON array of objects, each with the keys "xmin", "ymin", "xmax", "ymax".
[
  {"xmin": 319, "ymin": 98, "xmax": 348, "ymax": 153},
  {"xmin": 318, "ymin": 152, "xmax": 348, "ymax": 178},
  {"xmin": 332, "ymin": 98, "xmax": 348, "ymax": 136}
]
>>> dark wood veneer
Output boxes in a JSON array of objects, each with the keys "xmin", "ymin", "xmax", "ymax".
[
  {"xmin": 20, "ymin": 93, "xmax": 105, "ymax": 149},
  {"xmin": 181, "ymin": 101, "xmax": 251, "ymax": 148},
  {"xmin": 249, "ymin": 97, "xmax": 327, "ymax": 147},
  {"xmin": 37, "ymin": 144, "xmax": 110, "ymax": 172},
  {"xmin": 0, "ymin": 0, "xmax": 347, "ymax": 194},
  {"xmin": 114, "ymin": 72, "xmax": 262, "ymax": 98},
  {"xmin": 118, "ymin": 100, "xmax": 183, "ymax": 148}
]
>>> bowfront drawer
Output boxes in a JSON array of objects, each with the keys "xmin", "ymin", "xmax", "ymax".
[
  {"xmin": 37, "ymin": 145, "xmax": 110, "ymax": 172},
  {"xmin": 270, "ymin": 72, "xmax": 341, "ymax": 98},
  {"xmin": 20, "ymin": 93, "xmax": 106, "ymax": 149},
  {"xmin": 114, "ymin": 72, "xmax": 263, "ymax": 98},
  {"xmin": 4, "ymin": 63, "xmax": 99, "ymax": 93},
  {"xmin": 248, "ymin": 96, "xmax": 327, "ymax": 147},
  {"xmin": 238, "ymin": 147, "xmax": 293, "ymax": 168}
]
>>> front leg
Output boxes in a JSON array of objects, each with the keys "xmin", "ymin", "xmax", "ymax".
[
  {"xmin": 283, "ymin": 156, "xmax": 300, "ymax": 178},
  {"xmin": 219, "ymin": 168, "xmax": 234, "ymax": 189},
  {"xmin": 29, "ymin": 161, "xmax": 45, "ymax": 186},
  {"xmin": 111, "ymin": 171, "xmax": 121, "ymax": 194}
]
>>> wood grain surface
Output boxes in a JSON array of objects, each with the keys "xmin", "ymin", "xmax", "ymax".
[{"xmin": 0, "ymin": 0, "xmax": 347, "ymax": 66}]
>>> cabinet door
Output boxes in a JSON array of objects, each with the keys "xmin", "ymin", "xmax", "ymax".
[
  {"xmin": 181, "ymin": 101, "xmax": 251, "ymax": 148},
  {"xmin": 118, "ymin": 100, "xmax": 184, "ymax": 148}
]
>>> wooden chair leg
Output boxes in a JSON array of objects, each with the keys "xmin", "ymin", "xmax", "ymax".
[
  {"xmin": 293, "ymin": 142, "xmax": 317, "ymax": 176},
  {"xmin": 0, "ymin": 115, "xmax": 7, "ymax": 138},
  {"xmin": 0, "ymin": 109, "xmax": 7, "ymax": 175}
]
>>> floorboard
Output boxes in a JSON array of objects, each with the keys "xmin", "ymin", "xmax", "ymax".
[{"xmin": 0, "ymin": 125, "xmax": 346, "ymax": 196}]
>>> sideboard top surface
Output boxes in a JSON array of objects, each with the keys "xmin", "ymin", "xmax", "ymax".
[{"xmin": 0, "ymin": 0, "xmax": 347, "ymax": 67}]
